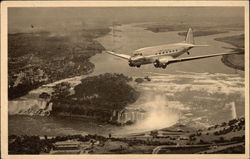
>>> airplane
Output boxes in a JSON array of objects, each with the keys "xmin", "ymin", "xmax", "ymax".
[{"xmin": 105, "ymin": 28, "xmax": 242, "ymax": 69}]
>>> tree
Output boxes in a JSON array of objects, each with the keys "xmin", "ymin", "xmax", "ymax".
[
  {"xmin": 199, "ymin": 139, "xmax": 205, "ymax": 144},
  {"xmin": 150, "ymin": 131, "xmax": 159, "ymax": 138},
  {"xmin": 219, "ymin": 137, "xmax": 225, "ymax": 142},
  {"xmin": 39, "ymin": 92, "xmax": 50, "ymax": 99},
  {"xmin": 229, "ymin": 119, "xmax": 238, "ymax": 126},
  {"xmin": 191, "ymin": 137, "xmax": 196, "ymax": 141},
  {"xmin": 52, "ymin": 82, "xmax": 71, "ymax": 99},
  {"xmin": 125, "ymin": 120, "xmax": 134, "ymax": 125},
  {"xmin": 221, "ymin": 122, "xmax": 227, "ymax": 127},
  {"xmin": 135, "ymin": 78, "xmax": 144, "ymax": 83},
  {"xmin": 214, "ymin": 131, "xmax": 219, "ymax": 135}
]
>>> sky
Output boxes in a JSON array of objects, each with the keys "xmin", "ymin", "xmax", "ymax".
[{"xmin": 8, "ymin": 7, "xmax": 244, "ymax": 33}]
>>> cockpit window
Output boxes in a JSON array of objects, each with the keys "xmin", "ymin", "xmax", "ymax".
[{"xmin": 133, "ymin": 52, "xmax": 143, "ymax": 56}]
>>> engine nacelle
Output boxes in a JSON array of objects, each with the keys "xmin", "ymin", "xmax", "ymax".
[
  {"xmin": 153, "ymin": 57, "xmax": 173, "ymax": 69},
  {"xmin": 129, "ymin": 63, "xmax": 134, "ymax": 67}
]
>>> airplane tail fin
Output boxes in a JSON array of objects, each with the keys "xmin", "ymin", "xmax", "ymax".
[{"xmin": 185, "ymin": 28, "xmax": 194, "ymax": 44}]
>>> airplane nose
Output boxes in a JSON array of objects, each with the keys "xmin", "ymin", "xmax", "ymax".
[{"xmin": 130, "ymin": 56, "xmax": 136, "ymax": 61}]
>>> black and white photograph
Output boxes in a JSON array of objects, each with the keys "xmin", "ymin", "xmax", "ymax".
[{"xmin": 1, "ymin": 1, "xmax": 249, "ymax": 158}]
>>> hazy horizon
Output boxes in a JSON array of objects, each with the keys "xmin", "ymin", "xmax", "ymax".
[{"xmin": 8, "ymin": 7, "xmax": 244, "ymax": 33}]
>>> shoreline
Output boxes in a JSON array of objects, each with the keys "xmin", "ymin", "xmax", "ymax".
[
  {"xmin": 221, "ymin": 55, "xmax": 244, "ymax": 71},
  {"xmin": 214, "ymin": 34, "xmax": 244, "ymax": 71}
]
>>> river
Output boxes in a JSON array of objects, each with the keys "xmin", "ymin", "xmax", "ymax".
[
  {"xmin": 91, "ymin": 23, "xmax": 244, "ymax": 76},
  {"xmin": 8, "ymin": 23, "xmax": 245, "ymax": 136}
]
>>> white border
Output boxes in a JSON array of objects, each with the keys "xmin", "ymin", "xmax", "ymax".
[{"xmin": 1, "ymin": 1, "xmax": 249, "ymax": 159}]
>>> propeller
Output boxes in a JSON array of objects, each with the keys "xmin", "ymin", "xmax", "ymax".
[{"xmin": 153, "ymin": 59, "xmax": 161, "ymax": 68}]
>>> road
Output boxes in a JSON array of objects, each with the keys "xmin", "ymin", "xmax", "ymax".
[
  {"xmin": 152, "ymin": 142, "xmax": 244, "ymax": 154},
  {"xmin": 196, "ymin": 142, "xmax": 244, "ymax": 154},
  {"xmin": 152, "ymin": 144, "xmax": 210, "ymax": 154}
]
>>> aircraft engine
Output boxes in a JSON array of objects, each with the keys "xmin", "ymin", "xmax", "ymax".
[
  {"xmin": 153, "ymin": 59, "xmax": 162, "ymax": 68},
  {"xmin": 153, "ymin": 57, "xmax": 173, "ymax": 69}
]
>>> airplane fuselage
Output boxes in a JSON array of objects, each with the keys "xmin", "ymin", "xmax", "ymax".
[{"xmin": 129, "ymin": 43, "xmax": 194, "ymax": 67}]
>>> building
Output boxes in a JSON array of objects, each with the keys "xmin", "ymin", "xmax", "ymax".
[
  {"xmin": 49, "ymin": 139, "xmax": 96, "ymax": 154},
  {"xmin": 50, "ymin": 140, "xmax": 82, "ymax": 154}
]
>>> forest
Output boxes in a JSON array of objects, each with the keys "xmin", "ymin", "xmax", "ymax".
[{"xmin": 8, "ymin": 28, "xmax": 110, "ymax": 99}]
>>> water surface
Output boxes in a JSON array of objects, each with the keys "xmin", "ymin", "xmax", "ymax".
[{"xmin": 9, "ymin": 23, "xmax": 244, "ymax": 136}]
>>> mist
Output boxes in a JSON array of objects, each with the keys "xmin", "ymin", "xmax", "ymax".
[{"xmin": 117, "ymin": 94, "xmax": 180, "ymax": 134}]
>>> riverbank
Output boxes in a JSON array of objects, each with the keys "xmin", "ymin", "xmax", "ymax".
[{"xmin": 214, "ymin": 34, "xmax": 244, "ymax": 71}]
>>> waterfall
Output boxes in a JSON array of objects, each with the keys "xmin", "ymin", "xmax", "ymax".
[
  {"xmin": 112, "ymin": 108, "xmax": 147, "ymax": 124},
  {"xmin": 9, "ymin": 98, "xmax": 52, "ymax": 116}
]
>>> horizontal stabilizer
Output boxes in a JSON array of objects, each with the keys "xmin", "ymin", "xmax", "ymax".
[{"xmin": 106, "ymin": 51, "xmax": 131, "ymax": 60}]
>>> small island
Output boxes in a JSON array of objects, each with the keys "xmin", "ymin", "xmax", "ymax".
[{"xmin": 48, "ymin": 73, "xmax": 140, "ymax": 122}]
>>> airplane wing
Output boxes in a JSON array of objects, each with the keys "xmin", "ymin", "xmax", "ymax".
[
  {"xmin": 106, "ymin": 51, "xmax": 131, "ymax": 60},
  {"xmin": 167, "ymin": 52, "xmax": 242, "ymax": 64}
]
